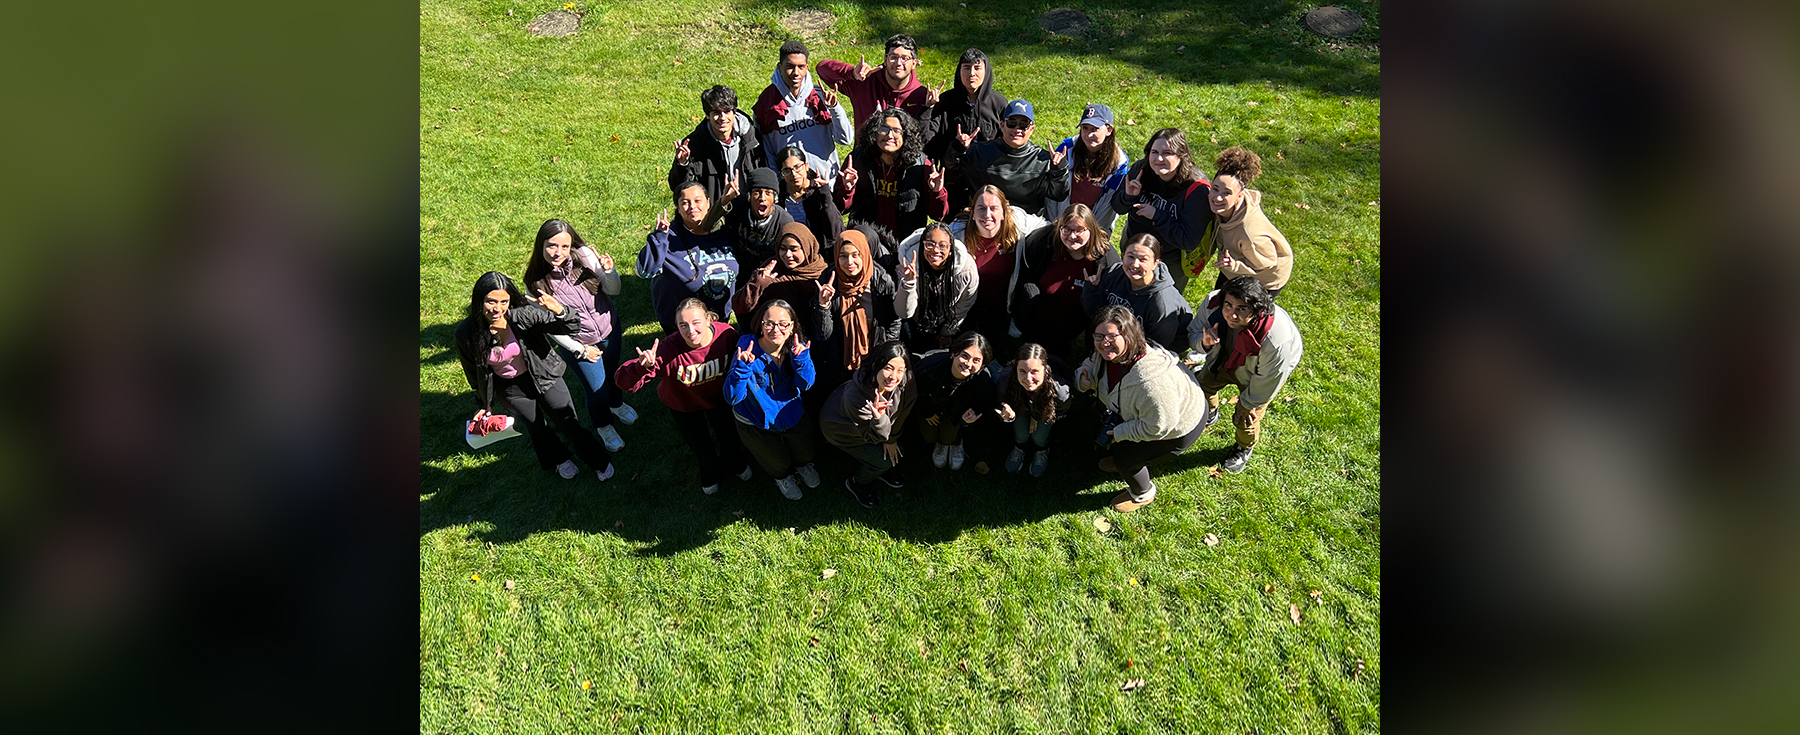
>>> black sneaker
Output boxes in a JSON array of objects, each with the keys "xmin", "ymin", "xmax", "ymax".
[
  {"xmin": 877, "ymin": 465, "xmax": 906, "ymax": 489},
  {"xmin": 1221, "ymin": 444, "xmax": 1254, "ymax": 474},
  {"xmin": 844, "ymin": 478, "xmax": 882, "ymax": 508}
]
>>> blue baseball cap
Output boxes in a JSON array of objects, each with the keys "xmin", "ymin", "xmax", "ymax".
[
  {"xmin": 1001, "ymin": 99, "xmax": 1035, "ymax": 122},
  {"xmin": 1079, "ymin": 103, "xmax": 1114, "ymax": 128}
]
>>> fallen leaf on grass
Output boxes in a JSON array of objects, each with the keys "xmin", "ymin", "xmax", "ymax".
[
  {"xmin": 1264, "ymin": 582, "xmax": 1276, "ymax": 594},
  {"xmin": 504, "ymin": 579, "xmax": 516, "ymax": 591},
  {"xmin": 973, "ymin": 461, "xmax": 989, "ymax": 474},
  {"xmin": 1120, "ymin": 678, "xmax": 1145, "ymax": 692},
  {"xmin": 1310, "ymin": 589, "xmax": 1323, "ymax": 604},
  {"xmin": 1094, "ymin": 516, "xmax": 1114, "ymax": 533},
  {"xmin": 809, "ymin": 636, "xmax": 820, "ymax": 647},
  {"xmin": 1290, "ymin": 603, "xmax": 1301, "ymax": 625},
  {"xmin": 1223, "ymin": 396, "xmax": 1238, "ymax": 405},
  {"xmin": 610, "ymin": 134, "xmax": 620, "ymax": 142},
  {"xmin": 1126, "ymin": 658, "xmax": 1134, "ymax": 668},
  {"xmin": 1203, "ymin": 533, "xmax": 1219, "ymax": 546},
  {"xmin": 1208, "ymin": 466, "xmax": 1226, "ymax": 478},
  {"xmin": 1296, "ymin": 202, "xmax": 1311, "ymax": 209},
  {"xmin": 1246, "ymin": 101, "xmax": 1259, "ymax": 107},
  {"xmin": 672, "ymin": 58, "xmax": 682, "ymax": 65},
  {"xmin": 1176, "ymin": 45, "xmax": 1186, "ymax": 51},
  {"xmin": 691, "ymin": 115, "xmax": 702, "ymax": 122},
  {"xmin": 958, "ymin": 660, "xmax": 969, "ymax": 674},
  {"xmin": 822, "ymin": 568, "xmax": 837, "ymax": 580},
  {"xmin": 1124, "ymin": 118, "xmax": 1138, "ymax": 126},
  {"xmin": 1128, "ymin": 577, "xmax": 1139, "ymax": 586},
  {"xmin": 470, "ymin": 573, "xmax": 482, "ymax": 582},
  {"xmin": 613, "ymin": 520, "xmax": 623, "ymax": 528},
  {"xmin": 551, "ymin": 155, "xmax": 560, "ymax": 163}
]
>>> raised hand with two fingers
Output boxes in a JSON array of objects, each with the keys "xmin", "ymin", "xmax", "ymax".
[{"xmin": 674, "ymin": 137, "xmax": 692, "ymax": 166}]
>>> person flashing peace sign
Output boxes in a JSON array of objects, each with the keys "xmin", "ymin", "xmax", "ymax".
[
  {"xmin": 722, "ymin": 299, "xmax": 821, "ymax": 500},
  {"xmin": 959, "ymin": 99, "xmax": 1070, "ymax": 219},
  {"xmin": 893, "ymin": 222, "xmax": 980, "ymax": 354},
  {"xmin": 731, "ymin": 222, "xmax": 832, "ymax": 340},
  {"xmin": 922, "ymin": 47, "xmax": 1006, "ymax": 219},
  {"xmin": 637, "ymin": 180, "xmax": 741, "ymax": 333},
  {"xmin": 1047, "ymin": 103, "xmax": 1131, "ymax": 235},
  {"xmin": 1111, "ymin": 127, "xmax": 1214, "ymax": 294},
  {"xmin": 614, "ymin": 298, "xmax": 751, "ymax": 495},
  {"xmin": 834, "ymin": 108, "xmax": 949, "ymax": 239},
  {"xmin": 821, "ymin": 341, "xmax": 918, "ymax": 508},
  {"xmin": 814, "ymin": 34, "xmax": 934, "ymax": 130},
  {"xmin": 523, "ymin": 218, "xmax": 636, "ymax": 454}
]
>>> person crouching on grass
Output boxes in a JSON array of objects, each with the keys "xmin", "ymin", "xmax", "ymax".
[
  {"xmin": 1077, "ymin": 305, "xmax": 1208, "ymax": 512},
  {"xmin": 914, "ymin": 331, "xmax": 999, "ymax": 472},
  {"xmin": 722, "ymin": 299, "xmax": 821, "ymax": 500},
  {"xmin": 821, "ymin": 341, "xmax": 917, "ymax": 508},
  {"xmin": 1187, "ymin": 276, "xmax": 1303, "ymax": 474},
  {"xmin": 614, "ymin": 298, "xmax": 753, "ymax": 496},
  {"xmin": 455, "ymin": 271, "xmax": 615, "ymax": 482},
  {"xmin": 995, "ymin": 342, "xmax": 1071, "ymax": 477}
]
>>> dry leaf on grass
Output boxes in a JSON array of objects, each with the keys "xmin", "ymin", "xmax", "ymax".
[
  {"xmin": 1263, "ymin": 582, "xmax": 1276, "ymax": 594},
  {"xmin": 809, "ymin": 636, "xmax": 820, "ymax": 647},
  {"xmin": 470, "ymin": 573, "xmax": 481, "ymax": 582},
  {"xmin": 1310, "ymin": 589, "xmax": 1323, "ymax": 603},
  {"xmin": 503, "ymin": 580, "xmax": 516, "ymax": 591},
  {"xmin": 1120, "ymin": 678, "xmax": 1145, "ymax": 692},
  {"xmin": 1125, "ymin": 118, "xmax": 1138, "ymax": 126},
  {"xmin": 613, "ymin": 520, "xmax": 623, "ymax": 528},
  {"xmin": 731, "ymin": 510, "xmax": 744, "ymax": 517},
  {"xmin": 973, "ymin": 461, "xmax": 989, "ymax": 474},
  {"xmin": 1289, "ymin": 603, "xmax": 1302, "ymax": 624},
  {"xmin": 1246, "ymin": 101, "xmax": 1259, "ymax": 107},
  {"xmin": 1208, "ymin": 466, "xmax": 1226, "ymax": 478},
  {"xmin": 822, "ymin": 568, "xmax": 837, "ymax": 580},
  {"xmin": 1128, "ymin": 577, "xmax": 1139, "ymax": 586},
  {"xmin": 1203, "ymin": 533, "xmax": 1219, "ymax": 546},
  {"xmin": 610, "ymin": 134, "xmax": 620, "ymax": 142},
  {"xmin": 1094, "ymin": 516, "xmax": 1114, "ymax": 533}
]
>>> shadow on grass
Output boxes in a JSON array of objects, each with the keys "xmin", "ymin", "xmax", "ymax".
[
  {"xmin": 736, "ymin": 0, "xmax": 1380, "ymax": 99},
  {"xmin": 419, "ymin": 370, "xmax": 1246, "ymax": 555}
]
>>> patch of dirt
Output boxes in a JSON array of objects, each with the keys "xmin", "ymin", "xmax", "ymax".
[
  {"xmin": 781, "ymin": 8, "xmax": 835, "ymax": 35},
  {"xmin": 673, "ymin": 18, "xmax": 777, "ymax": 48},
  {"xmin": 1039, "ymin": 8, "xmax": 1091, "ymax": 36},
  {"xmin": 527, "ymin": 10, "xmax": 580, "ymax": 38}
]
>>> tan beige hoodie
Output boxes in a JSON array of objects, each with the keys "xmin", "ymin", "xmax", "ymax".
[{"xmin": 1216, "ymin": 189, "xmax": 1294, "ymax": 292}]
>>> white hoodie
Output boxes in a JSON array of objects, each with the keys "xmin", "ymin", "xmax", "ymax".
[{"xmin": 756, "ymin": 68, "xmax": 853, "ymax": 189}]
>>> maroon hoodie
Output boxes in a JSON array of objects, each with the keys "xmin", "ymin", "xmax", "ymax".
[
  {"xmin": 614, "ymin": 322, "xmax": 739, "ymax": 412},
  {"xmin": 815, "ymin": 59, "xmax": 933, "ymax": 130}
]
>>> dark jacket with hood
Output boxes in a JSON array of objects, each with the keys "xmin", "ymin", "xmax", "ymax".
[
  {"xmin": 960, "ymin": 138, "xmax": 1071, "ymax": 218},
  {"xmin": 1009, "ymin": 226, "xmax": 1121, "ymax": 324},
  {"xmin": 786, "ymin": 181, "xmax": 844, "ymax": 255},
  {"xmin": 1110, "ymin": 160, "xmax": 1214, "ymax": 262},
  {"xmin": 455, "ymin": 304, "xmax": 581, "ymax": 413},
  {"xmin": 835, "ymin": 147, "xmax": 950, "ymax": 239},
  {"xmin": 667, "ymin": 109, "xmax": 763, "ymax": 204},
  {"xmin": 1080, "ymin": 261, "xmax": 1194, "ymax": 353},
  {"xmin": 720, "ymin": 193, "xmax": 797, "ymax": 289},
  {"xmin": 922, "ymin": 63, "xmax": 1005, "ymax": 166},
  {"xmin": 914, "ymin": 349, "xmax": 1002, "ymax": 425}
]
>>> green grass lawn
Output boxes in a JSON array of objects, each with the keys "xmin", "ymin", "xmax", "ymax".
[{"xmin": 420, "ymin": 1, "xmax": 1379, "ymax": 731}]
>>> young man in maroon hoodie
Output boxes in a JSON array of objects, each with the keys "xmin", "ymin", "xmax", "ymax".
[
  {"xmin": 815, "ymin": 33, "xmax": 940, "ymax": 131},
  {"xmin": 614, "ymin": 299, "xmax": 753, "ymax": 495}
]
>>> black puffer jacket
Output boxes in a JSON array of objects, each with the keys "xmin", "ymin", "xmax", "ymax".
[{"xmin": 454, "ymin": 304, "xmax": 581, "ymax": 412}]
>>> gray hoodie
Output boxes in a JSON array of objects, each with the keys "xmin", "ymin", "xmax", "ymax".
[{"xmin": 1081, "ymin": 261, "xmax": 1194, "ymax": 352}]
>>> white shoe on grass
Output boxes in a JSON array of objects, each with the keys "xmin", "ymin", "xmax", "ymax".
[
  {"xmin": 796, "ymin": 463, "xmax": 820, "ymax": 488},
  {"xmin": 701, "ymin": 483, "xmax": 719, "ymax": 495},
  {"xmin": 610, "ymin": 404, "xmax": 639, "ymax": 425},
  {"xmin": 556, "ymin": 460, "xmax": 579, "ymax": 479},
  {"xmin": 595, "ymin": 464, "xmax": 615, "ymax": 482},
  {"xmin": 736, "ymin": 465, "xmax": 753, "ymax": 481},
  {"xmin": 948, "ymin": 443, "xmax": 966, "ymax": 470},
  {"xmin": 932, "ymin": 443, "xmax": 949, "ymax": 468},
  {"xmin": 597, "ymin": 425, "xmax": 625, "ymax": 453},
  {"xmin": 776, "ymin": 475, "xmax": 804, "ymax": 500}
]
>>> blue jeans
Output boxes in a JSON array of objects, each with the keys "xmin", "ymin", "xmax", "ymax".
[
  {"xmin": 1012, "ymin": 417, "xmax": 1056, "ymax": 449},
  {"xmin": 557, "ymin": 331, "xmax": 622, "ymax": 429}
]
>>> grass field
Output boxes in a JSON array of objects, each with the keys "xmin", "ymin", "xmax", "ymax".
[{"xmin": 420, "ymin": 1, "xmax": 1379, "ymax": 731}]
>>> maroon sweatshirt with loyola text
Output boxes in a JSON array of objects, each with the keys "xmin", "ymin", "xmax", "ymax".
[{"xmin": 613, "ymin": 322, "xmax": 739, "ymax": 412}]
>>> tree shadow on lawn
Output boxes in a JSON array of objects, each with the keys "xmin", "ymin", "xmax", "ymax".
[
  {"xmin": 737, "ymin": 0, "xmax": 1380, "ymax": 99},
  {"xmin": 419, "ymin": 384, "xmax": 1220, "ymax": 555}
]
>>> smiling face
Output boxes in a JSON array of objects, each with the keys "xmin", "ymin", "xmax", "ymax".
[
  {"xmin": 482, "ymin": 289, "xmax": 510, "ymax": 324},
  {"xmin": 883, "ymin": 45, "xmax": 916, "ymax": 85},
  {"xmin": 543, "ymin": 231, "xmax": 573, "ymax": 268},
  {"xmin": 1058, "ymin": 220, "xmax": 1091, "ymax": 255},
  {"xmin": 706, "ymin": 108, "xmax": 735, "ymax": 141},
  {"xmin": 877, "ymin": 355, "xmax": 907, "ymax": 392},
  {"xmin": 836, "ymin": 245, "xmax": 864, "ymax": 278},
  {"xmin": 922, "ymin": 229, "xmax": 952, "ymax": 268},
  {"xmin": 777, "ymin": 236, "xmax": 806, "ymax": 270},
  {"xmin": 759, "ymin": 305, "xmax": 795, "ymax": 349},
  {"xmin": 950, "ymin": 344, "xmax": 984, "ymax": 380},
  {"xmin": 1079, "ymin": 123, "xmax": 1111, "ymax": 152},
  {"xmin": 778, "ymin": 52, "xmax": 809, "ymax": 91},
  {"xmin": 1093, "ymin": 322, "xmax": 1127, "ymax": 362},
  {"xmin": 1001, "ymin": 115, "xmax": 1033, "ymax": 148},
  {"xmin": 749, "ymin": 187, "xmax": 778, "ymax": 218},
  {"xmin": 1209, "ymin": 174, "xmax": 1245, "ymax": 217},
  {"xmin": 675, "ymin": 305, "xmax": 714, "ymax": 348},
  {"xmin": 1219, "ymin": 293, "xmax": 1258, "ymax": 330},
  {"xmin": 1146, "ymin": 136, "xmax": 1182, "ymax": 181},
  {"xmin": 971, "ymin": 193, "xmax": 1004, "ymax": 238},
  {"xmin": 874, "ymin": 116, "xmax": 906, "ymax": 155},
  {"xmin": 958, "ymin": 60, "xmax": 986, "ymax": 94},
  {"xmin": 675, "ymin": 186, "xmax": 709, "ymax": 229},
  {"xmin": 1122, "ymin": 242, "xmax": 1158, "ymax": 285},
  {"xmin": 1015, "ymin": 358, "xmax": 1047, "ymax": 392}
]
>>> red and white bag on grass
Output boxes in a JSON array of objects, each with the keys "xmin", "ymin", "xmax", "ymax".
[{"xmin": 464, "ymin": 413, "xmax": 521, "ymax": 449}]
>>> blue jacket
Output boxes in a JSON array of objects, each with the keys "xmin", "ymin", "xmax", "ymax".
[{"xmin": 722, "ymin": 334, "xmax": 816, "ymax": 430}]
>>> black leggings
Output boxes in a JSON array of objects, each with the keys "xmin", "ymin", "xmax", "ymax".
[
  {"xmin": 1108, "ymin": 419, "xmax": 1207, "ymax": 495},
  {"xmin": 668, "ymin": 404, "xmax": 749, "ymax": 487},
  {"xmin": 495, "ymin": 373, "xmax": 613, "ymax": 472}
]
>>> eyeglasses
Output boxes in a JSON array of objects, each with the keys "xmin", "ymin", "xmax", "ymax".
[
  {"xmin": 1003, "ymin": 119, "xmax": 1032, "ymax": 130},
  {"xmin": 1092, "ymin": 332, "xmax": 1124, "ymax": 343},
  {"xmin": 762, "ymin": 320, "xmax": 794, "ymax": 330},
  {"xmin": 875, "ymin": 126, "xmax": 904, "ymax": 138}
]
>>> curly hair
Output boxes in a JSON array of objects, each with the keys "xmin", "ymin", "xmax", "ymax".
[
  {"xmin": 856, "ymin": 107, "xmax": 923, "ymax": 164},
  {"xmin": 1213, "ymin": 145, "xmax": 1262, "ymax": 187},
  {"xmin": 700, "ymin": 84, "xmax": 737, "ymax": 114}
]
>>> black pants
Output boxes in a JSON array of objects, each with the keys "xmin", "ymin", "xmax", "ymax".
[
  {"xmin": 668, "ymin": 403, "xmax": 749, "ymax": 487},
  {"xmin": 495, "ymin": 373, "xmax": 612, "ymax": 473},
  {"xmin": 1108, "ymin": 418, "xmax": 1207, "ymax": 495},
  {"xmin": 735, "ymin": 420, "xmax": 818, "ymax": 479}
]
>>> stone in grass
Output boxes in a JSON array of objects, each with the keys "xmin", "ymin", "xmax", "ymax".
[
  {"xmin": 1303, "ymin": 7, "xmax": 1364, "ymax": 38},
  {"xmin": 1039, "ymin": 8, "xmax": 1090, "ymax": 36},
  {"xmin": 528, "ymin": 10, "xmax": 581, "ymax": 38},
  {"xmin": 781, "ymin": 8, "xmax": 835, "ymax": 35}
]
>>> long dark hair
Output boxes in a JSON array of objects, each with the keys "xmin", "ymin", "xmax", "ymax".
[
  {"xmin": 753, "ymin": 299, "xmax": 803, "ymax": 358},
  {"xmin": 1004, "ymin": 342, "xmax": 1065, "ymax": 424},
  {"xmin": 1072, "ymin": 121, "xmax": 1122, "ymax": 182},
  {"xmin": 947, "ymin": 330, "xmax": 993, "ymax": 369},
  {"xmin": 523, "ymin": 218, "xmax": 590, "ymax": 287},
  {"xmin": 857, "ymin": 340, "xmax": 912, "ymax": 394},
  {"xmin": 856, "ymin": 108, "xmax": 924, "ymax": 165},
  {"xmin": 464, "ymin": 271, "xmax": 528, "ymax": 327},
  {"xmin": 1141, "ymin": 127, "xmax": 1201, "ymax": 189}
]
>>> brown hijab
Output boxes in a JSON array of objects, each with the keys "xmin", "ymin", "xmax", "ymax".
[
  {"xmin": 833, "ymin": 230, "xmax": 875, "ymax": 369},
  {"xmin": 772, "ymin": 222, "xmax": 829, "ymax": 280}
]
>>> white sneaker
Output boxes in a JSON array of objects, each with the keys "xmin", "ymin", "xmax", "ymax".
[
  {"xmin": 948, "ymin": 443, "xmax": 966, "ymax": 470},
  {"xmin": 796, "ymin": 463, "xmax": 820, "ymax": 488},
  {"xmin": 701, "ymin": 483, "xmax": 719, "ymax": 495},
  {"xmin": 776, "ymin": 475, "xmax": 803, "ymax": 500},
  {"xmin": 610, "ymin": 403, "xmax": 639, "ymax": 425},
  {"xmin": 735, "ymin": 465, "xmax": 753, "ymax": 481},
  {"xmin": 932, "ymin": 443, "xmax": 949, "ymax": 468},
  {"xmin": 595, "ymin": 464, "xmax": 615, "ymax": 481},
  {"xmin": 597, "ymin": 424, "xmax": 625, "ymax": 453},
  {"xmin": 556, "ymin": 460, "xmax": 579, "ymax": 479}
]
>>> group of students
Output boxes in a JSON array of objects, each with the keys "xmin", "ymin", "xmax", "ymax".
[{"xmin": 455, "ymin": 34, "xmax": 1304, "ymax": 513}]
